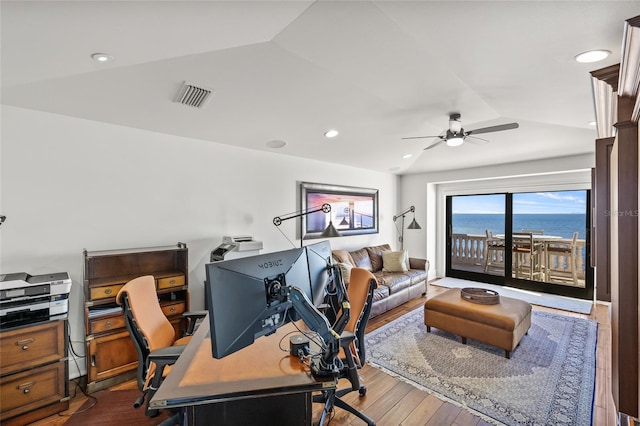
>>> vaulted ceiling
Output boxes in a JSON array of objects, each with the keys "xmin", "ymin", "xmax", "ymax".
[{"xmin": 2, "ymin": 1, "xmax": 637, "ymax": 174}]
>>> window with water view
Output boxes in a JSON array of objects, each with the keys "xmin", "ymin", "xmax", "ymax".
[{"xmin": 448, "ymin": 190, "xmax": 591, "ymax": 298}]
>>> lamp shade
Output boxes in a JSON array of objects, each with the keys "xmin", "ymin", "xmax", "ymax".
[
  {"xmin": 407, "ymin": 218, "xmax": 421, "ymax": 229},
  {"xmin": 320, "ymin": 221, "xmax": 342, "ymax": 238}
]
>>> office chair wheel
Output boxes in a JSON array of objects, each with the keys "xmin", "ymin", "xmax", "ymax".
[
  {"xmin": 133, "ymin": 394, "xmax": 145, "ymax": 408},
  {"xmin": 359, "ymin": 386, "xmax": 367, "ymax": 396},
  {"xmin": 146, "ymin": 408, "xmax": 159, "ymax": 418}
]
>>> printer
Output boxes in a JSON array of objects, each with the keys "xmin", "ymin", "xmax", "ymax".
[
  {"xmin": 210, "ymin": 235, "xmax": 263, "ymax": 261},
  {"xmin": 0, "ymin": 272, "xmax": 72, "ymax": 328}
]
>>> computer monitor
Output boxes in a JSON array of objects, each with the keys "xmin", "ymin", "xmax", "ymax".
[
  {"xmin": 305, "ymin": 240, "xmax": 334, "ymax": 308},
  {"xmin": 205, "ymin": 247, "xmax": 315, "ymax": 359}
]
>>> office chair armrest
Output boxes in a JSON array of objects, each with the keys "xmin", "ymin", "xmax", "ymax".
[
  {"xmin": 183, "ymin": 310, "xmax": 207, "ymax": 335},
  {"xmin": 147, "ymin": 345, "xmax": 187, "ymax": 390},
  {"xmin": 148, "ymin": 345, "xmax": 186, "ymax": 363},
  {"xmin": 339, "ymin": 331, "xmax": 356, "ymax": 347}
]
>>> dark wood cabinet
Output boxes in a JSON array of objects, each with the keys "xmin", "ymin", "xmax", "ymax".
[
  {"xmin": 0, "ymin": 318, "xmax": 69, "ymax": 425},
  {"xmin": 83, "ymin": 243, "xmax": 189, "ymax": 393}
]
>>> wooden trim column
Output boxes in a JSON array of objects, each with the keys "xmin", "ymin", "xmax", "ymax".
[
  {"xmin": 611, "ymin": 95, "xmax": 639, "ymax": 417},
  {"xmin": 594, "ymin": 137, "xmax": 615, "ymax": 302}
]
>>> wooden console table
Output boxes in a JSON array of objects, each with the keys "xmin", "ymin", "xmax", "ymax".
[{"xmin": 150, "ymin": 317, "xmax": 336, "ymax": 426}]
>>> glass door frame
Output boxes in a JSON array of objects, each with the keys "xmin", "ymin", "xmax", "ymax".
[{"xmin": 446, "ymin": 192, "xmax": 594, "ymax": 300}]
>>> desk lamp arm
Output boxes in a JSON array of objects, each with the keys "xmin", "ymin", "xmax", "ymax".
[{"xmin": 273, "ymin": 204, "xmax": 331, "ymax": 227}]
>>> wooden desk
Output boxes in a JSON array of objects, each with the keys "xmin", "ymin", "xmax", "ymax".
[{"xmin": 149, "ymin": 317, "xmax": 336, "ymax": 426}]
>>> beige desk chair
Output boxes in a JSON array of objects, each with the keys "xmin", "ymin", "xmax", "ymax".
[{"xmin": 116, "ymin": 275, "xmax": 205, "ymax": 419}]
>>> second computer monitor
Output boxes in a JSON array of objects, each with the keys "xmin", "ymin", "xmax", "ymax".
[{"xmin": 305, "ymin": 240, "xmax": 334, "ymax": 307}]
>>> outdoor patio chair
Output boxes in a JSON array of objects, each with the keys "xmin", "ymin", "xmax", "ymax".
[
  {"xmin": 484, "ymin": 229, "xmax": 505, "ymax": 274},
  {"xmin": 512, "ymin": 232, "xmax": 543, "ymax": 280},
  {"xmin": 545, "ymin": 231, "xmax": 579, "ymax": 286}
]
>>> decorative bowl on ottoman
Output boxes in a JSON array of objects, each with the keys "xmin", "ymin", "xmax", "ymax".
[{"xmin": 460, "ymin": 287, "xmax": 500, "ymax": 305}]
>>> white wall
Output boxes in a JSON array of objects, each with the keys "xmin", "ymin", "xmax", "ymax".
[
  {"xmin": 0, "ymin": 106, "xmax": 399, "ymax": 378},
  {"xmin": 399, "ymin": 154, "xmax": 595, "ymax": 279}
]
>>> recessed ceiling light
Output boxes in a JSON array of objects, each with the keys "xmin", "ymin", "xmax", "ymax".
[
  {"xmin": 266, "ymin": 140, "xmax": 287, "ymax": 149},
  {"xmin": 402, "ymin": 154, "xmax": 413, "ymax": 159},
  {"xmin": 574, "ymin": 50, "xmax": 610, "ymax": 63},
  {"xmin": 91, "ymin": 53, "xmax": 114, "ymax": 63},
  {"xmin": 324, "ymin": 129, "xmax": 339, "ymax": 138}
]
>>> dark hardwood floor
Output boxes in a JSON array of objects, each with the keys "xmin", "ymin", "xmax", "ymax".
[{"xmin": 32, "ymin": 282, "xmax": 614, "ymax": 426}]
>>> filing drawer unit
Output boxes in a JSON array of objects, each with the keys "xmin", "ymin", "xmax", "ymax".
[
  {"xmin": 83, "ymin": 243, "xmax": 189, "ymax": 393},
  {"xmin": 0, "ymin": 318, "xmax": 69, "ymax": 425}
]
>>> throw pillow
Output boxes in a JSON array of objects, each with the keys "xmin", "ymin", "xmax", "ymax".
[
  {"xmin": 365, "ymin": 244, "xmax": 391, "ymax": 272},
  {"xmin": 331, "ymin": 250, "xmax": 355, "ymax": 266},
  {"xmin": 382, "ymin": 250, "xmax": 409, "ymax": 272},
  {"xmin": 349, "ymin": 248, "xmax": 373, "ymax": 272},
  {"xmin": 335, "ymin": 262, "xmax": 353, "ymax": 285}
]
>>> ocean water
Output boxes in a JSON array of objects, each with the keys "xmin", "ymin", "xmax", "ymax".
[{"xmin": 452, "ymin": 214, "xmax": 587, "ymax": 239}]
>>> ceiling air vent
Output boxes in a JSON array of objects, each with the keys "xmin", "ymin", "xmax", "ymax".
[{"xmin": 174, "ymin": 82, "xmax": 214, "ymax": 109}]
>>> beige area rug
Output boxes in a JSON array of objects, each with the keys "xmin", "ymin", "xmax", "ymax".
[
  {"xmin": 365, "ymin": 307, "xmax": 597, "ymax": 425},
  {"xmin": 432, "ymin": 277, "xmax": 593, "ymax": 314}
]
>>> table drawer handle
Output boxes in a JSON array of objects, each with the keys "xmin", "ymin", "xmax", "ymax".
[
  {"xmin": 16, "ymin": 338, "xmax": 35, "ymax": 350},
  {"xmin": 169, "ymin": 307, "xmax": 176, "ymax": 313},
  {"xmin": 17, "ymin": 381, "xmax": 35, "ymax": 394},
  {"xmin": 104, "ymin": 289, "xmax": 113, "ymax": 295},
  {"xmin": 169, "ymin": 279, "xmax": 176, "ymax": 285},
  {"xmin": 105, "ymin": 321, "xmax": 113, "ymax": 328}
]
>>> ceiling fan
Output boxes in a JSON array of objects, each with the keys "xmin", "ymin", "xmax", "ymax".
[{"xmin": 402, "ymin": 113, "xmax": 519, "ymax": 150}]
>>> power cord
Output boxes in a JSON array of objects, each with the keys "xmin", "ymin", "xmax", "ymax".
[{"xmin": 58, "ymin": 319, "xmax": 97, "ymax": 416}]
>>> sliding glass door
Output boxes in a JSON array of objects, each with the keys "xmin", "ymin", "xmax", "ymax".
[
  {"xmin": 447, "ymin": 194, "xmax": 506, "ymax": 281},
  {"xmin": 511, "ymin": 191, "xmax": 590, "ymax": 290},
  {"xmin": 447, "ymin": 190, "xmax": 593, "ymax": 299}
]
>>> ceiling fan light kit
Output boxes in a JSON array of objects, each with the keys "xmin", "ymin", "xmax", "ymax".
[
  {"xmin": 402, "ymin": 112, "xmax": 519, "ymax": 151},
  {"xmin": 446, "ymin": 136, "xmax": 464, "ymax": 147}
]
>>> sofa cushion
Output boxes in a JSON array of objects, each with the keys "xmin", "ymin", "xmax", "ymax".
[
  {"xmin": 349, "ymin": 248, "xmax": 373, "ymax": 271},
  {"xmin": 407, "ymin": 268, "xmax": 428, "ymax": 285},
  {"xmin": 382, "ymin": 250, "xmax": 409, "ymax": 272},
  {"xmin": 365, "ymin": 244, "xmax": 391, "ymax": 272},
  {"xmin": 375, "ymin": 271, "xmax": 414, "ymax": 294},
  {"xmin": 335, "ymin": 262, "xmax": 353, "ymax": 285},
  {"xmin": 332, "ymin": 250, "xmax": 355, "ymax": 266},
  {"xmin": 372, "ymin": 283, "xmax": 390, "ymax": 303}
]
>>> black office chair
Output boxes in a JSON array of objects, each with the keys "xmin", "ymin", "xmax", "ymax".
[
  {"xmin": 314, "ymin": 267, "xmax": 377, "ymax": 425},
  {"xmin": 116, "ymin": 275, "xmax": 206, "ymax": 419}
]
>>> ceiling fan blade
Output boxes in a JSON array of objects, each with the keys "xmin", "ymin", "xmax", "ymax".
[
  {"xmin": 423, "ymin": 140, "xmax": 445, "ymax": 151},
  {"xmin": 401, "ymin": 135, "xmax": 442, "ymax": 140},
  {"xmin": 465, "ymin": 135, "xmax": 490, "ymax": 144},
  {"xmin": 466, "ymin": 122, "xmax": 519, "ymax": 136}
]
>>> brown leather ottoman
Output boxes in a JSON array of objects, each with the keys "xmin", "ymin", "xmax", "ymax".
[{"xmin": 424, "ymin": 288, "xmax": 531, "ymax": 358}]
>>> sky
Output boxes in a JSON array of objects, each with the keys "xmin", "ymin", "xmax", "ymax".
[{"xmin": 452, "ymin": 191, "xmax": 587, "ymax": 214}]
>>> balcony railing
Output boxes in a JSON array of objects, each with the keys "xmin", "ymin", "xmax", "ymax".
[{"xmin": 451, "ymin": 233, "xmax": 586, "ymax": 283}]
